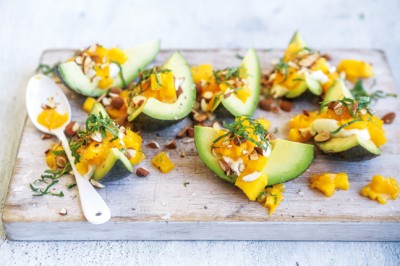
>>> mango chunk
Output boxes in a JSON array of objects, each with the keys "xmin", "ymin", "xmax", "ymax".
[
  {"xmin": 258, "ymin": 184, "xmax": 285, "ymax": 215},
  {"xmin": 235, "ymin": 172, "xmax": 268, "ymax": 201},
  {"xmin": 83, "ymin": 97, "xmax": 97, "ymax": 113},
  {"xmin": 337, "ymin": 59, "xmax": 374, "ymax": 83},
  {"xmin": 152, "ymin": 152, "xmax": 174, "ymax": 173},
  {"xmin": 360, "ymin": 175, "xmax": 399, "ymax": 204},
  {"xmin": 310, "ymin": 172, "xmax": 350, "ymax": 197}
]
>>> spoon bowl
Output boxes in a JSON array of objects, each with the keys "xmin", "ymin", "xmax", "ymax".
[
  {"xmin": 26, "ymin": 74, "xmax": 71, "ymax": 134},
  {"xmin": 26, "ymin": 74, "xmax": 111, "ymax": 225}
]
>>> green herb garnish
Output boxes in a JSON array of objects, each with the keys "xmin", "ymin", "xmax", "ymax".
[
  {"xmin": 69, "ymin": 112, "xmax": 119, "ymax": 163},
  {"xmin": 275, "ymin": 59, "xmax": 289, "ymax": 83},
  {"xmin": 36, "ymin": 64, "xmax": 56, "ymax": 76},
  {"xmin": 212, "ymin": 117, "xmax": 270, "ymax": 151},
  {"xmin": 351, "ymin": 80, "xmax": 397, "ymax": 102},
  {"xmin": 30, "ymin": 162, "xmax": 72, "ymax": 197}
]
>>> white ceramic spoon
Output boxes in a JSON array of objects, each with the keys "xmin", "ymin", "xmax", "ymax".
[{"xmin": 26, "ymin": 74, "xmax": 111, "ymax": 224}]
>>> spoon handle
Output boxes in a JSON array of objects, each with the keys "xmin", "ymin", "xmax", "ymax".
[{"xmin": 57, "ymin": 132, "xmax": 111, "ymax": 224}]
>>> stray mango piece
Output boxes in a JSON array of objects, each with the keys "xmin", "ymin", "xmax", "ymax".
[
  {"xmin": 360, "ymin": 175, "xmax": 399, "ymax": 204},
  {"xmin": 235, "ymin": 172, "xmax": 268, "ymax": 201},
  {"xmin": 310, "ymin": 172, "xmax": 350, "ymax": 197},
  {"xmin": 83, "ymin": 97, "xmax": 97, "ymax": 113},
  {"xmin": 152, "ymin": 152, "xmax": 174, "ymax": 173},
  {"xmin": 264, "ymin": 184, "xmax": 285, "ymax": 214},
  {"xmin": 337, "ymin": 59, "xmax": 374, "ymax": 83}
]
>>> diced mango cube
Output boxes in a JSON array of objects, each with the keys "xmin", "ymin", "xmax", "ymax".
[
  {"xmin": 83, "ymin": 97, "xmax": 97, "ymax": 113},
  {"xmin": 337, "ymin": 59, "xmax": 374, "ymax": 83},
  {"xmin": 310, "ymin": 172, "xmax": 350, "ymax": 197},
  {"xmin": 264, "ymin": 184, "xmax": 285, "ymax": 214},
  {"xmin": 360, "ymin": 175, "xmax": 399, "ymax": 204},
  {"xmin": 152, "ymin": 152, "xmax": 174, "ymax": 173},
  {"xmin": 235, "ymin": 172, "xmax": 268, "ymax": 201}
]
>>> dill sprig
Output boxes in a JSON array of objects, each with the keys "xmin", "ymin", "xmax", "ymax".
[
  {"xmin": 132, "ymin": 67, "xmax": 173, "ymax": 95},
  {"xmin": 213, "ymin": 117, "xmax": 270, "ymax": 151},
  {"xmin": 36, "ymin": 63, "xmax": 56, "ymax": 76},
  {"xmin": 320, "ymin": 96, "xmax": 373, "ymax": 134},
  {"xmin": 213, "ymin": 66, "xmax": 242, "ymax": 84},
  {"xmin": 275, "ymin": 59, "xmax": 289, "ymax": 83},
  {"xmin": 29, "ymin": 162, "xmax": 72, "ymax": 197},
  {"xmin": 69, "ymin": 112, "xmax": 119, "ymax": 163},
  {"xmin": 351, "ymin": 80, "xmax": 397, "ymax": 102}
]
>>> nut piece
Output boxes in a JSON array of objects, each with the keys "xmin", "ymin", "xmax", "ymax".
[
  {"xmin": 176, "ymin": 126, "xmax": 189, "ymax": 138},
  {"xmin": 64, "ymin": 121, "xmax": 80, "ymax": 137},
  {"xmin": 193, "ymin": 112, "xmax": 208, "ymax": 123},
  {"xmin": 382, "ymin": 112, "xmax": 396, "ymax": 124},
  {"xmin": 102, "ymin": 97, "xmax": 111, "ymax": 106},
  {"xmin": 56, "ymin": 156, "xmax": 67, "ymax": 168},
  {"xmin": 223, "ymin": 89, "xmax": 233, "ymax": 99},
  {"xmin": 125, "ymin": 148, "xmax": 136, "ymax": 159},
  {"xmin": 131, "ymin": 96, "xmax": 146, "ymax": 107},
  {"xmin": 136, "ymin": 167, "xmax": 150, "ymax": 177},
  {"xmin": 249, "ymin": 151, "xmax": 259, "ymax": 161},
  {"xmin": 271, "ymin": 106, "xmax": 280, "ymax": 113},
  {"xmin": 41, "ymin": 133, "xmax": 52, "ymax": 140},
  {"xmin": 186, "ymin": 127, "xmax": 195, "ymax": 138},
  {"xmin": 259, "ymin": 98, "xmax": 273, "ymax": 111},
  {"xmin": 203, "ymin": 91, "xmax": 213, "ymax": 100},
  {"xmin": 109, "ymin": 87, "xmax": 122, "ymax": 95},
  {"xmin": 176, "ymin": 86, "xmax": 184, "ymax": 98},
  {"xmin": 303, "ymin": 110, "xmax": 310, "ymax": 117},
  {"xmin": 298, "ymin": 53, "xmax": 320, "ymax": 67},
  {"xmin": 280, "ymin": 100, "xmax": 293, "ymax": 112},
  {"xmin": 146, "ymin": 141, "xmax": 160, "ymax": 149},
  {"xmin": 165, "ymin": 140, "xmax": 177, "ymax": 149},
  {"xmin": 110, "ymin": 97, "xmax": 125, "ymax": 109},
  {"xmin": 218, "ymin": 159, "xmax": 231, "ymax": 175},
  {"xmin": 59, "ymin": 208, "xmax": 68, "ymax": 216},
  {"xmin": 90, "ymin": 179, "xmax": 105, "ymax": 188},
  {"xmin": 91, "ymin": 131, "xmax": 103, "ymax": 142},
  {"xmin": 314, "ymin": 131, "xmax": 331, "ymax": 142},
  {"xmin": 212, "ymin": 121, "xmax": 221, "ymax": 130},
  {"xmin": 254, "ymin": 146, "xmax": 264, "ymax": 155}
]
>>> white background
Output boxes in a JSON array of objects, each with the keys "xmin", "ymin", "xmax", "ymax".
[{"xmin": 0, "ymin": 0, "xmax": 399, "ymax": 265}]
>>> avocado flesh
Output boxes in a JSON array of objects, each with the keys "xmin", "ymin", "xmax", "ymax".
[
  {"xmin": 221, "ymin": 48, "xmax": 261, "ymax": 116},
  {"xmin": 317, "ymin": 79, "xmax": 381, "ymax": 160},
  {"xmin": 263, "ymin": 139, "xmax": 314, "ymax": 185},
  {"xmin": 57, "ymin": 40, "xmax": 160, "ymax": 97},
  {"xmin": 317, "ymin": 135, "xmax": 381, "ymax": 161},
  {"xmin": 194, "ymin": 126, "xmax": 314, "ymax": 185},
  {"xmin": 127, "ymin": 51, "xmax": 195, "ymax": 130},
  {"xmin": 320, "ymin": 78, "xmax": 353, "ymax": 112},
  {"xmin": 87, "ymin": 103, "xmax": 133, "ymax": 182},
  {"xmin": 283, "ymin": 81, "xmax": 308, "ymax": 99}
]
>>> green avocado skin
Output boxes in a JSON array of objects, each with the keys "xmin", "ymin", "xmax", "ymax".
[
  {"xmin": 93, "ymin": 158, "xmax": 132, "ymax": 182},
  {"xmin": 316, "ymin": 134, "xmax": 381, "ymax": 161},
  {"xmin": 318, "ymin": 145, "xmax": 379, "ymax": 161}
]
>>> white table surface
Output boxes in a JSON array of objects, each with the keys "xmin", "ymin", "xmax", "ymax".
[{"xmin": 0, "ymin": 0, "xmax": 399, "ymax": 265}]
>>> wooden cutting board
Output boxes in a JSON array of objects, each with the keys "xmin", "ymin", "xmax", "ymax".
[{"xmin": 3, "ymin": 49, "xmax": 400, "ymax": 241}]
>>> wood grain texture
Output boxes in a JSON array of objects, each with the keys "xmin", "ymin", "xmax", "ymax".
[{"xmin": 3, "ymin": 49, "xmax": 400, "ymax": 241}]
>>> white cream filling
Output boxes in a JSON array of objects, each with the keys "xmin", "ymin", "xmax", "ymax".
[
  {"xmin": 310, "ymin": 118, "xmax": 370, "ymax": 140},
  {"xmin": 242, "ymin": 171, "xmax": 262, "ymax": 182},
  {"xmin": 309, "ymin": 70, "xmax": 329, "ymax": 84}
]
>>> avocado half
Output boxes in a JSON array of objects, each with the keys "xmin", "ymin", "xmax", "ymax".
[
  {"xmin": 127, "ymin": 51, "xmax": 196, "ymax": 130},
  {"xmin": 271, "ymin": 31, "xmax": 322, "ymax": 98},
  {"xmin": 57, "ymin": 40, "xmax": 161, "ymax": 97},
  {"xmin": 219, "ymin": 48, "xmax": 261, "ymax": 117},
  {"xmin": 89, "ymin": 103, "xmax": 134, "ymax": 182},
  {"xmin": 194, "ymin": 126, "xmax": 314, "ymax": 185},
  {"xmin": 317, "ymin": 78, "xmax": 382, "ymax": 161}
]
